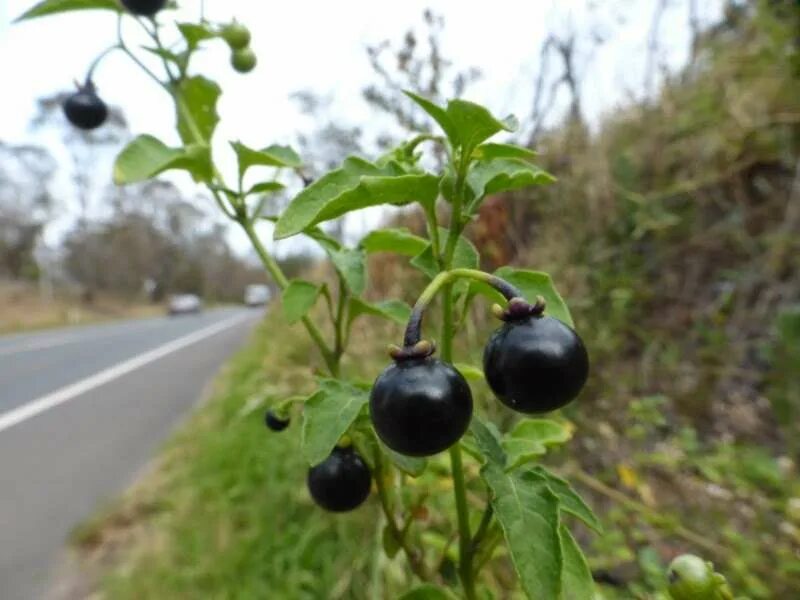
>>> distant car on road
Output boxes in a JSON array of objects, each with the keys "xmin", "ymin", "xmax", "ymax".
[
  {"xmin": 168, "ymin": 294, "xmax": 203, "ymax": 315},
  {"xmin": 244, "ymin": 284, "xmax": 270, "ymax": 307}
]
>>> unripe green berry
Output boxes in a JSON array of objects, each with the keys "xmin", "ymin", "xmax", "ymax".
[
  {"xmin": 231, "ymin": 47, "xmax": 257, "ymax": 73},
  {"xmin": 222, "ymin": 22, "xmax": 251, "ymax": 50},
  {"xmin": 667, "ymin": 554, "xmax": 720, "ymax": 600}
]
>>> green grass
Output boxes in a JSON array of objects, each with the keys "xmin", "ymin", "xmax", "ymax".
[{"xmin": 75, "ymin": 310, "xmax": 391, "ymax": 599}]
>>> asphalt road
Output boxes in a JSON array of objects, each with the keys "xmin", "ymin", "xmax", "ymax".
[{"xmin": 0, "ymin": 308, "xmax": 261, "ymax": 600}]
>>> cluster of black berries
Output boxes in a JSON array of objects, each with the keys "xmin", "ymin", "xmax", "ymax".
[
  {"xmin": 269, "ymin": 298, "xmax": 589, "ymax": 513},
  {"xmin": 63, "ymin": 4, "xmax": 255, "ymax": 132}
]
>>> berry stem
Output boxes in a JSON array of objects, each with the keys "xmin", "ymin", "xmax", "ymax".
[
  {"xmin": 403, "ymin": 268, "xmax": 522, "ymax": 348},
  {"xmin": 84, "ymin": 44, "xmax": 121, "ymax": 84}
]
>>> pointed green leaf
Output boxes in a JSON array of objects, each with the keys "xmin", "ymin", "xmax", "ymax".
[
  {"xmin": 472, "ymin": 143, "xmax": 538, "ymax": 161},
  {"xmin": 382, "ymin": 523, "xmax": 401, "ymax": 558},
  {"xmin": 281, "ymin": 280, "xmax": 320, "ymax": 324},
  {"xmin": 404, "ymin": 91, "xmax": 458, "ymax": 143},
  {"xmin": 177, "ymin": 22, "xmax": 216, "ymax": 50},
  {"xmin": 176, "ymin": 76, "xmax": 221, "ymax": 145},
  {"xmin": 245, "ymin": 181, "xmax": 285, "ymax": 196},
  {"xmin": 113, "ymin": 135, "xmax": 210, "ymax": 184},
  {"xmin": 559, "ymin": 525, "xmax": 596, "ymax": 600},
  {"xmin": 301, "ymin": 379, "xmax": 370, "ymax": 465},
  {"xmin": 275, "ymin": 157, "xmax": 424, "ymax": 239},
  {"xmin": 529, "ymin": 467, "xmax": 602, "ymax": 533},
  {"xmin": 15, "ymin": 0, "xmax": 120, "ymax": 21},
  {"xmin": 446, "ymin": 99, "xmax": 516, "ymax": 157},
  {"xmin": 359, "ymin": 228, "xmax": 428, "ymax": 257},
  {"xmin": 231, "ymin": 142, "xmax": 302, "ymax": 178},
  {"xmin": 482, "ymin": 462, "xmax": 563, "ymax": 599},
  {"xmin": 467, "ymin": 158, "xmax": 555, "ymax": 205},
  {"xmin": 328, "ymin": 247, "xmax": 366, "ymax": 295},
  {"xmin": 411, "ymin": 227, "xmax": 479, "ymax": 279},
  {"xmin": 397, "ymin": 584, "xmax": 459, "ymax": 600},
  {"xmin": 469, "ymin": 417, "xmax": 506, "ymax": 467},
  {"xmin": 503, "ymin": 419, "xmax": 572, "ymax": 471},
  {"xmin": 348, "ymin": 298, "xmax": 411, "ymax": 327},
  {"xmin": 494, "ymin": 267, "xmax": 574, "ymax": 327}
]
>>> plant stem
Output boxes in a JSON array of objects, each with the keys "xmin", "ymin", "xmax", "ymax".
[
  {"xmin": 374, "ymin": 454, "xmax": 430, "ymax": 581},
  {"xmin": 440, "ymin": 150, "xmax": 478, "ymax": 599},
  {"xmin": 240, "ymin": 219, "xmax": 338, "ymax": 376},
  {"xmin": 403, "ymin": 268, "xmax": 521, "ymax": 348}
]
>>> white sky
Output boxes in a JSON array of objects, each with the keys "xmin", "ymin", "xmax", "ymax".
[{"xmin": 0, "ymin": 0, "xmax": 723, "ymax": 257}]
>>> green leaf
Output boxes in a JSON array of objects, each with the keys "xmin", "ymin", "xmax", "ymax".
[
  {"xmin": 482, "ymin": 460, "xmax": 563, "ymax": 599},
  {"xmin": 382, "ymin": 523, "xmax": 400, "ymax": 559},
  {"xmin": 467, "ymin": 158, "xmax": 555, "ymax": 205},
  {"xmin": 469, "ymin": 417, "xmax": 506, "ymax": 467},
  {"xmin": 382, "ymin": 443, "xmax": 427, "ymax": 477},
  {"xmin": 175, "ymin": 76, "xmax": 221, "ymax": 145},
  {"xmin": 529, "ymin": 467, "xmax": 602, "ymax": 533},
  {"xmin": 245, "ymin": 181, "xmax": 285, "ymax": 196},
  {"xmin": 453, "ymin": 363, "xmax": 484, "ymax": 382},
  {"xmin": 328, "ymin": 247, "xmax": 366, "ymax": 295},
  {"xmin": 559, "ymin": 524, "xmax": 596, "ymax": 600},
  {"xmin": 472, "ymin": 143, "xmax": 538, "ymax": 161},
  {"xmin": 503, "ymin": 419, "xmax": 573, "ymax": 471},
  {"xmin": 301, "ymin": 379, "xmax": 370, "ymax": 465},
  {"xmin": 397, "ymin": 584, "xmax": 459, "ymax": 600},
  {"xmin": 177, "ymin": 22, "xmax": 216, "ymax": 50},
  {"xmin": 404, "ymin": 91, "xmax": 458, "ymax": 143},
  {"xmin": 281, "ymin": 280, "xmax": 320, "ymax": 324},
  {"xmin": 231, "ymin": 142, "xmax": 302, "ymax": 179},
  {"xmin": 446, "ymin": 99, "xmax": 516, "ymax": 157},
  {"xmin": 494, "ymin": 267, "xmax": 574, "ymax": 327},
  {"xmin": 411, "ymin": 227, "xmax": 479, "ymax": 279},
  {"xmin": 348, "ymin": 298, "xmax": 411, "ymax": 327},
  {"xmin": 359, "ymin": 227, "xmax": 428, "ymax": 257},
  {"xmin": 15, "ymin": 0, "xmax": 119, "ymax": 21},
  {"xmin": 404, "ymin": 92, "xmax": 515, "ymax": 156},
  {"xmin": 275, "ymin": 157, "xmax": 436, "ymax": 239},
  {"xmin": 113, "ymin": 135, "xmax": 210, "ymax": 184}
]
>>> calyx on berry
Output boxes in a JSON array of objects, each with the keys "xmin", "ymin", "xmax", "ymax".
[
  {"xmin": 307, "ymin": 445, "xmax": 371, "ymax": 512},
  {"xmin": 483, "ymin": 297, "xmax": 589, "ymax": 414},
  {"xmin": 264, "ymin": 409, "xmax": 289, "ymax": 432},
  {"xmin": 370, "ymin": 341, "xmax": 473, "ymax": 457},
  {"xmin": 120, "ymin": 0, "xmax": 167, "ymax": 17},
  {"xmin": 231, "ymin": 47, "xmax": 257, "ymax": 73},
  {"xmin": 63, "ymin": 81, "xmax": 108, "ymax": 130},
  {"xmin": 221, "ymin": 22, "xmax": 251, "ymax": 50}
]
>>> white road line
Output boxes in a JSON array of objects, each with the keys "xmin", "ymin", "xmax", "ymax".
[{"xmin": 0, "ymin": 312, "xmax": 252, "ymax": 434}]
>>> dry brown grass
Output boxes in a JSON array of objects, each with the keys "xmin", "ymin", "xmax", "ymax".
[{"xmin": 0, "ymin": 281, "xmax": 163, "ymax": 334}]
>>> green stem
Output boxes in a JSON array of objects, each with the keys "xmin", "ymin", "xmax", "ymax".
[
  {"xmin": 333, "ymin": 274, "xmax": 348, "ymax": 358},
  {"xmin": 403, "ymin": 268, "xmax": 521, "ymax": 348},
  {"xmin": 374, "ymin": 453, "xmax": 430, "ymax": 581},
  {"xmin": 449, "ymin": 443, "xmax": 475, "ymax": 599},
  {"xmin": 241, "ymin": 219, "xmax": 338, "ymax": 376}
]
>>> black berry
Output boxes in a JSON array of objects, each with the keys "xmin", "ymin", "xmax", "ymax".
[
  {"xmin": 120, "ymin": 0, "xmax": 166, "ymax": 16},
  {"xmin": 370, "ymin": 356, "xmax": 473, "ymax": 457},
  {"xmin": 483, "ymin": 314, "xmax": 588, "ymax": 414},
  {"xmin": 63, "ymin": 84, "xmax": 107, "ymax": 130},
  {"xmin": 264, "ymin": 409, "xmax": 289, "ymax": 432},
  {"xmin": 307, "ymin": 446, "xmax": 371, "ymax": 512}
]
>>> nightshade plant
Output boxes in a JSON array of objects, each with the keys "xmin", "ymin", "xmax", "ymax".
[{"xmin": 18, "ymin": 1, "xmax": 602, "ymax": 597}]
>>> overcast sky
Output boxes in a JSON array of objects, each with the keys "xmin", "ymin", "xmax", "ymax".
[{"xmin": 0, "ymin": 0, "xmax": 723, "ymax": 256}]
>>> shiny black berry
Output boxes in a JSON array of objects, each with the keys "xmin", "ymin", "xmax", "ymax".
[
  {"xmin": 370, "ymin": 356, "xmax": 473, "ymax": 457},
  {"xmin": 63, "ymin": 84, "xmax": 107, "ymax": 130},
  {"xmin": 264, "ymin": 409, "xmax": 289, "ymax": 432},
  {"xmin": 307, "ymin": 446, "xmax": 371, "ymax": 512},
  {"xmin": 483, "ymin": 314, "xmax": 588, "ymax": 414},
  {"xmin": 120, "ymin": 0, "xmax": 166, "ymax": 16}
]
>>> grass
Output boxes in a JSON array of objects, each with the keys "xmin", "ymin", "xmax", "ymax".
[
  {"xmin": 70, "ymin": 309, "xmax": 395, "ymax": 600},
  {"xmin": 0, "ymin": 281, "xmax": 162, "ymax": 334}
]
